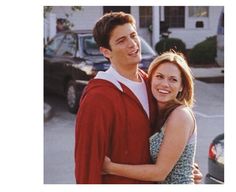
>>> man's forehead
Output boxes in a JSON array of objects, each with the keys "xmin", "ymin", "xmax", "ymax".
[{"xmin": 110, "ymin": 24, "xmax": 137, "ymax": 40}]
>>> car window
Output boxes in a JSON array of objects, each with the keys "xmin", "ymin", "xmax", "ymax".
[
  {"xmin": 83, "ymin": 36, "xmax": 102, "ymax": 56},
  {"xmin": 56, "ymin": 34, "xmax": 77, "ymax": 57},
  {"xmin": 44, "ymin": 34, "xmax": 64, "ymax": 56}
]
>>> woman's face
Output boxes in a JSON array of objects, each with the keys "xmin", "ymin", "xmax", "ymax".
[{"xmin": 151, "ymin": 62, "xmax": 183, "ymax": 109}]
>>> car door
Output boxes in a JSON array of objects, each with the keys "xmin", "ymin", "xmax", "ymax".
[
  {"xmin": 44, "ymin": 33, "xmax": 78, "ymax": 94},
  {"xmin": 44, "ymin": 34, "xmax": 65, "ymax": 92},
  {"xmin": 50, "ymin": 33, "xmax": 78, "ymax": 94}
]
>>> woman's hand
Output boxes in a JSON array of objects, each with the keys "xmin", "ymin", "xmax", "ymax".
[
  {"xmin": 192, "ymin": 163, "xmax": 203, "ymax": 184},
  {"xmin": 103, "ymin": 156, "xmax": 112, "ymax": 174}
]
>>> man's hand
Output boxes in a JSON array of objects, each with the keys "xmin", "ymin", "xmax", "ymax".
[{"xmin": 193, "ymin": 163, "xmax": 203, "ymax": 184}]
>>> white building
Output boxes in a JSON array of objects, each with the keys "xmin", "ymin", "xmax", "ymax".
[{"xmin": 44, "ymin": 6, "xmax": 223, "ymax": 49}]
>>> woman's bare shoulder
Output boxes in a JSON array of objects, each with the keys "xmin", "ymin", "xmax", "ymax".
[{"xmin": 165, "ymin": 105, "xmax": 194, "ymax": 130}]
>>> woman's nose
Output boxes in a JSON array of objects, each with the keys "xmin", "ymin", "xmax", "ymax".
[{"xmin": 160, "ymin": 78, "xmax": 169, "ymax": 87}]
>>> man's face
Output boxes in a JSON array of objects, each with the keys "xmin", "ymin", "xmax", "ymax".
[{"xmin": 101, "ymin": 23, "xmax": 141, "ymax": 69}]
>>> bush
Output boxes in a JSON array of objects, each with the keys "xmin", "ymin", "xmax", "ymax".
[
  {"xmin": 189, "ymin": 36, "xmax": 216, "ymax": 65},
  {"xmin": 155, "ymin": 38, "xmax": 187, "ymax": 55}
]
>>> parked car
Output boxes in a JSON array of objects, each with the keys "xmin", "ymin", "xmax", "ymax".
[
  {"xmin": 44, "ymin": 30, "xmax": 157, "ymax": 113},
  {"xmin": 205, "ymin": 133, "xmax": 224, "ymax": 184}
]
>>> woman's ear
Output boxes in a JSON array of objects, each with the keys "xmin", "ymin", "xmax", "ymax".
[{"xmin": 100, "ymin": 47, "xmax": 111, "ymax": 59}]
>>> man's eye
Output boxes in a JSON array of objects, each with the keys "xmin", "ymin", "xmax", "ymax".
[{"xmin": 117, "ymin": 39, "xmax": 125, "ymax": 44}]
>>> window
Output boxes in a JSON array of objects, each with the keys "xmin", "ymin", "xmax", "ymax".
[
  {"xmin": 164, "ymin": 6, "xmax": 185, "ymax": 28},
  {"xmin": 83, "ymin": 36, "xmax": 101, "ymax": 56},
  {"xmin": 103, "ymin": 6, "xmax": 130, "ymax": 14},
  {"xmin": 44, "ymin": 34, "xmax": 64, "ymax": 56},
  {"xmin": 189, "ymin": 6, "xmax": 209, "ymax": 17},
  {"xmin": 139, "ymin": 6, "xmax": 152, "ymax": 28},
  {"xmin": 57, "ymin": 34, "xmax": 77, "ymax": 57}
]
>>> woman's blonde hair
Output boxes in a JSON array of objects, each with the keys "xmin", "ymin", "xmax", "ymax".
[{"xmin": 148, "ymin": 51, "xmax": 195, "ymax": 108}]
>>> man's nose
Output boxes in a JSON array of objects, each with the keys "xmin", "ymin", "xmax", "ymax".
[{"xmin": 127, "ymin": 37, "xmax": 136, "ymax": 47}]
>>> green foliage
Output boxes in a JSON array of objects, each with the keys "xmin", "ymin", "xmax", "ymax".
[
  {"xmin": 155, "ymin": 38, "xmax": 186, "ymax": 55},
  {"xmin": 189, "ymin": 36, "xmax": 217, "ymax": 65}
]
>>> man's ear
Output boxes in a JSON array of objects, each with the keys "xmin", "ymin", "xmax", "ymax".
[{"xmin": 100, "ymin": 47, "xmax": 111, "ymax": 59}]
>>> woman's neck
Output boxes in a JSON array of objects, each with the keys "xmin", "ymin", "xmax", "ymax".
[{"xmin": 157, "ymin": 102, "xmax": 167, "ymax": 112}]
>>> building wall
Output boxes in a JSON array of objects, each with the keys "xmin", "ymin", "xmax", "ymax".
[
  {"xmin": 166, "ymin": 6, "xmax": 223, "ymax": 49},
  {"xmin": 48, "ymin": 6, "xmax": 223, "ymax": 49},
  {"xmin": 130, "ymin": 6, "xmax": 152, "ymax": 45},
  {"xmin": 50, "ymin": 6, "xmax": 152, "ymax": 44},
  {"xmin": 51, "ymin": 6, "xmax": 102, "ymax": 30}
]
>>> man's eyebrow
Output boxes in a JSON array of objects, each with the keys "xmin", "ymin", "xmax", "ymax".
[{"xmin": 114, "ymin": 31, "xmax": 137, "ymax": 43}]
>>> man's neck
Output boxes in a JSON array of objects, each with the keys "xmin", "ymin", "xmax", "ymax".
[{"xmin": 111, "ymin": 64, "xmax": 141, "ymax": 82}]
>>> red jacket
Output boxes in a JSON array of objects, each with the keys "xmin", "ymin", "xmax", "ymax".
[{"xmin": 74, "ymin": 70, "xmax": 157, "ymax": 183}]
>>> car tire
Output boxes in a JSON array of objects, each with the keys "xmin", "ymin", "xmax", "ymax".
[{"xmin": 66, "ymin": 80, "xmax": 80, "ymax": 114}]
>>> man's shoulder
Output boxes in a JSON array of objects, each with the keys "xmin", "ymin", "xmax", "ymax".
[
  {"xmin": 81, "ymin": 79, "xmax": 122, "ymax": 101},
  {"xmin": 79, "ymin": 79, "xmax": 124, "ymax": 110},
  {"xmin": 87, "ymin": 78, "xmax": 121, "ymax": 92}
]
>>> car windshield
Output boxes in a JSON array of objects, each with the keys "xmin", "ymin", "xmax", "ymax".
[
  {"xmin": 82, "ymin": 35, "xmax": 155, "ymax": 56},
  {"xmin": 140, "ymin": 37, "xmax": 156, "ymax": 55},
  {"xmin": 44, "ymin": 34, "xmax": 64, "ymax": 56},
  {"xmin": 83, "ymin": 36, "xmax": 102, "ymax": 56}
]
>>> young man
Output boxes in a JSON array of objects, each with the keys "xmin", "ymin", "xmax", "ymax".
[{"xmin": 74, "ymin": 12, "xmax": 202, "ymax": 184}]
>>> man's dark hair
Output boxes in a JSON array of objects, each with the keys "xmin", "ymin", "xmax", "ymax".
[{"xmin": 93, "ymin": 12, "xmax": 136, "ymax": 50}]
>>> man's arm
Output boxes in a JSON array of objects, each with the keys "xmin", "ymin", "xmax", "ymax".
[{"xmin": 74, "ymin": 91, "xmax": 112, "ymax": 183}]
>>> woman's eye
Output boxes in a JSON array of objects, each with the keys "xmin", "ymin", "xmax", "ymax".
[
  {"xmin": 155, "ymin": 75, "xmax": 163, "ymax": 79},
  {"xmin": 170, "ymin": 78, "xmax": 178, "ymax": 82}
]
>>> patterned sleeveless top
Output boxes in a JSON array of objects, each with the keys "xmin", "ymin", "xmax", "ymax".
[{"xmin": 149, "ymin": 110, "xmax": 197, "ymax": 184}]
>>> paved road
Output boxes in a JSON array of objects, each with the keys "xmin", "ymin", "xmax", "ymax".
[
  {"xmin": 44, "ymin": 80, "xmax": 224, "ymax": 184},
  {"xmin": 194, "ymin": 80, "xmax": 224, "ymax": 182}
]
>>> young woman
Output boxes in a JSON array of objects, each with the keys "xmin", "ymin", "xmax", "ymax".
[{"xmin": 103, "ymin": 51, "xmax": 197, "ymax": 184}]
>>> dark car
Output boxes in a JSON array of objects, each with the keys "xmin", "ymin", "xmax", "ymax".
[
  {"xmin": 205, "ymin": 133, "xmax": 224, "ymax": 184},
  {"xmin": 44, "ymin": 30, "xmax": 157, "ymax": 113}
]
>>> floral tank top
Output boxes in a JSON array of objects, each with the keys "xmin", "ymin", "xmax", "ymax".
[{"xmin": 149, "ymin": 113, "xmax": 197, "ymax": 184}]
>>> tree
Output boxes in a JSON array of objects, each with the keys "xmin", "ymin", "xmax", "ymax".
[{"xmin": 44, "ymin": 6, "xmax": 82, "ymax": 18}]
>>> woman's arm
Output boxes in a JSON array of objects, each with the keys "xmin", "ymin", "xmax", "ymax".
[{"xmin": 103, "ymin": 107, "xmax": 194, "ymax": 182}]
